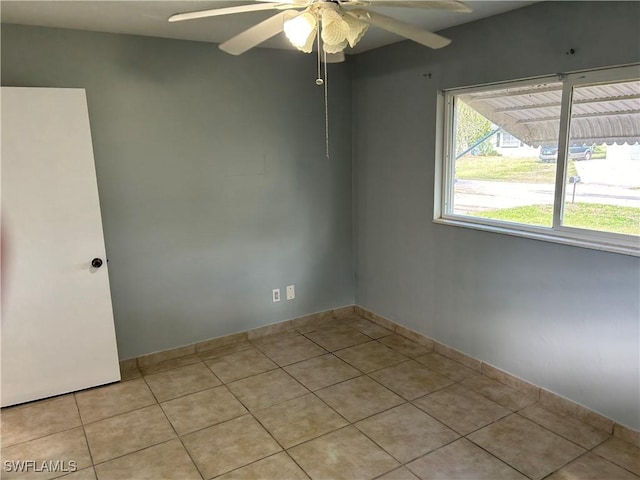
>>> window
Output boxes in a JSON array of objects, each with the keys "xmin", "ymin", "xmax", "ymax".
[
  {"xmin": 497, "ymin": 131, "xmax": 522, "ymax": 148},
  {"xmin": 436, "ymin": 65, "xmax": 640, "ymax": 255}
]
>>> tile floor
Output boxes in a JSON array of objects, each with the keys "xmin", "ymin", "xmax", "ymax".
[{"xmin": 2, "ymin": 315, "xmax": 639, "ymax": 480}]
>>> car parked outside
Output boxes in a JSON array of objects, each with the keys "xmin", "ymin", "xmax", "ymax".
[{"xmin": 539, "ymin": 144, "xmax": 594, "ymax": 162}]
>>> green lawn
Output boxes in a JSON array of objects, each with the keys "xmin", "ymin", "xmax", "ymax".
[
  {"xmin": 456, "ymin": 155, "xmax": 578, "ymax": 183},
  {"xmin": 474, "ymin": 203, "xmax": 640, "ymax": 235}
]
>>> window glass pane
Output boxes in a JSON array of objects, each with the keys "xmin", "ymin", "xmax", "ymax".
[
  {"xmin": 562, "ymin": 80, "xmax": 640, "ymax": 236},
  {"xmin": 452, "ymin": 82, "xmax": 562, "ymax": 227}
]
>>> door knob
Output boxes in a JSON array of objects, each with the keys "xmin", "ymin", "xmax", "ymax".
[{"xmin": 91, "ymin": 258, "xmax": 103, "ymax": 268}]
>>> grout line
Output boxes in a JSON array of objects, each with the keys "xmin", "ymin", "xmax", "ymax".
[
  {"xmin": 512, "ymin": 410, "xmax": 606, "ymax": 452},
  {"xmin": 462, "ymin": 428, "xmax": 533, "ymax": 479},
  {"xmin": 141, "ymin": 359, "xmax": 207, "ymax": 379},
  {"xmin": 206, "ymin": 369, "xmax": 302, "ymax": 476},
  {"xmin": 589, "ymin": 445, "xmax": 640, "ymax": 477},
  {"xmin": 204, "ymin": 363, "xmax": 281, "ymax": 387},
  {"xmin": 7, "ymin": 312, "xmax": 633, "ymax": 480},
  {"xmin": 282, "ymin": 450, "xmax": 313, "ymax": 480},
  {"xmin": 90, "ymin": 438, "xmax": 192, "ymax": 473},
  {"xmin": 119, "ymin": 308, "xmax": 633, "ymax": 441},
  {"xmin": 2, "ymin": 424, "xmax": 83, "ymax": 451},
  {"xmin": 154, "ymin": 395, "xmax": 206, "ymax": 480},
  {"xmin": 284, "ymin": 353, "xmax": 362, "ymax": 391},
  {"xmin": 209, "ymin": 451, "xmax": 289, "ymax": 479},
  {"xmin": 220, "ymin": 367, "xmax": 312, "ymax": 417},
  {"xmin": 161, "ymin": 387, "xmax": 249, "ymax": 439},
  {"xmin": 2, "ymin": 395, "xmax": 91, "ymax": 450},
  {"xmin": 72, "ymin": 394, "xmax": 96, "ymax": 468}
]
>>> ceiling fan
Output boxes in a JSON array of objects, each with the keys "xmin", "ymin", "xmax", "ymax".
[
  {"xmin": 169, "ymin": 0, "xmax": 471, "ymax": 58},
  {"xmin": 169, "ymin": 1, "xmax": 470, "ymax": 158}
]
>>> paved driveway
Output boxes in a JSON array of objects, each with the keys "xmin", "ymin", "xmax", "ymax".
[{"xmin": 454, "ymin": 179, "xmax": 640, "ymax": 214}]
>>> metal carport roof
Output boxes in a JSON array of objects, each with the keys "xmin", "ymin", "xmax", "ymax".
[{"xmin": 460, "ymin": 79, "xmax": 640, "ymax": 147}]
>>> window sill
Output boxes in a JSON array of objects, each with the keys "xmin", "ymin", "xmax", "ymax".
[{"xmin": 433, "ymin": 217, "xmax": 640, "ymax": 257}]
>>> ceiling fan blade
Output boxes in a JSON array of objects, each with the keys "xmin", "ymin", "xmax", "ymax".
[
  {"xmin": 348, "ymin": 9, "xmax": 451, "ymax": 49},
  {"xmin": 344, "ymin": 1, "xmax": 471, "ymax": 13},
  {"xmin": 169, "ymin": 3, "xmax": 299, "ymax": 23},
  {"xmin": 219, "ymin": 11, "xmax": 295, "ymax": 55}
]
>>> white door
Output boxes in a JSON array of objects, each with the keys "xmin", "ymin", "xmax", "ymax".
[{"xmin": 1, "ymin": 87, "xmax": 120, "ymax": 407}]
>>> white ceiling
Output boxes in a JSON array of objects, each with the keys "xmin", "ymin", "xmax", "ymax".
[{"xmin": 0, "ymin": 1, "xmax": 539, "ymax": 54}]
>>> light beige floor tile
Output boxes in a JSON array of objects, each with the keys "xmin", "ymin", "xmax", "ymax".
[
  {"xmin": 161, "ymin": 385, "xmax": 247, "ymax": 435},
  {"xmin": 481, "ymin": 364, "xmax": 539, "ymax": 399},
  {"xmin": 84, "ymin": 405, "xmax": 176, "ymax": 464},
  {"xmin": 198, "ymin": 341, "xmax": 253, "ymax": 361},
  {"xmin": 519, "ymin": 403, "xmax": 609, "ymax": 449},
  {"xmin": 375, "ymin": 467, "xmax": 420, "ymax": 480},
  {"xmin": 378, "ymin": 335, "xmax": 432, "ymax": 358},
  {"xmin": 250, "ymin": 330, "xmax": 300, "ymax": 346},
  {"xmin": 334, "ymin": 342, "xmax": 408, "ymax": 373},
  {"xmin": 195, "ymin": 333, "xmax": 248, "ymax": 355},
  {"xmin": 344, "ymin": 318, "xmax": 394, "ymax": 339},
  {"xmin": 216, "ymin": 452, "xmax": 309, "ymax": 480},
  {"xmin": 253, "ymin": 393, "xmax": 348, "ymax": 448},
  {"xmin": 304, "ymin": 326, "xmax": 371, "ymax": 351},
  {"xmin": 119, "ymin": 358, "xmax": 138, "ymax": 371},
  {"xmin": 415, "ymin": 353, "xmax": 478, "ymax": 381},
  {"xmin": 355, "ymin": 404, "xmax": 459, "ymax": 463},
  {"xmin": 140, "ymin": 354, "xmax": 202, "ymax": 376},
  {"xmin": 547, "ymin": 451, "xmax": 639, "ymax": 480},
  {"xmin": 370, "ymin": 361, "xmax": 454, "ymax": 401},
  {"xmin": 413, "ymin": 384, "xmax": 510, "ymax": 435},
  {"xmin": 289, "ymin": 426, "xmax": 399, "ymax": 480},
  {"xmin": 313, "ymin": 319, "xmax": 354, "ymax": 332},
  {"xmin": 138, "ymin": 346, "xmax": 196, "ymax": 369},
  {"xmin": 538, "ymin": 389, "xmax": 613, "ymax": 433},
  {"xmin": 293, "ymin": 314, "xmax": 333, "ymax": 334},
  {"xmin": 0, "ymin": 427, "xmax": 91, "ymax": 480},
  {"xmin": 119, "ymin": 367, "xmax": 142, "ymax": 382},
  {"xmin": 468, "ymin": 414, "xmax": 585, "ymax": 480},
  {"xmin": 1, "ymin": 395, "xmax": 81, "ymax": 447},
  {"xmin": 407, "ymin": 438, "xmax": 527, "ymax": 480},
  {"xmin": 315, "ymin": 376, "xmax": 404, "ymax": 423},
  {"xmin": 284, "ymin": 354, "xmax": 361, "ymax": 391},
  {"xmin": 461, "ymin": 375, "xmax": 537, "ymax": 411},
  {"xmin": 75, "ymin": 378, "xmax": 156, "ymax": 424},
  {"xmin": 593, "ymin": 437, "xmax": 640, "ymax": 476},
  {"xmin": 94, "ymin": 439, "xmax": 201, "ymax": 480},
  {"xmin": 256, "ymin": 335, "xmax": 327, "ymax": 366},
  {"xmin": 614, "ymin": 424, "xmax": 640, "ymax": 449},
  {"xmin": 58, "ymin": 467, "xmax": 96, "ymax": 480},
  {"xmin": 182, "ymin": 415, "xmax": 281, "ymax": 479},
  {"xmin": 204, "ymin": 348, "xmax": 277, "ymax": 383},
  {"xmin": 144, "ymin": 362, "xmax": 221, "ymax": 402},
  {"xmin": 248, "ymin": 323, "xmax": 295, "ymax": 342},
  {"xmin": 227, "ymin": 369, "xmax": 309, "ymax": 411}
]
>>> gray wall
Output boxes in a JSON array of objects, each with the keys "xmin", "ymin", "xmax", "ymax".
[
  {"xmin": 352, "ymin": 2, "xmax": 640, "ymax": 429},
  {"xmin": 3, "ymin": 1, "xmax": 639, "ymax": 430},
  {"xmin": 1, "ymin": 25, "xmax": 354, "ymax": 360}
]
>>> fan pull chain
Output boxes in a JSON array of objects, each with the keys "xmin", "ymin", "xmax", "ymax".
[
  {"xmin": 323, "ymin": 48, "xmax": 329, "ymax": 159},
  {"xmin": 316, "ymin": 27, "xmax": 323, "ymax": 86},
  {"xmin": 315, "ymin": 26, "xmax": 330, "ymax": 159}
]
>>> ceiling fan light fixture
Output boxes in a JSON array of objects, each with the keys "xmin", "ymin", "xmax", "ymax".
[
  {"xmin": 343, "ymin": 13, "xmax": 368, "ymax": 48},
  {"xmin": 283, "ymin": 11, "xmax": 317, "ymax": 53},
  {"xmin": 319, "ymin": 8, "xmax": 368, "ymax": 54},
  {"xmin": 323, "ymin": 40, "xmax": 348, "ymax": 54}
]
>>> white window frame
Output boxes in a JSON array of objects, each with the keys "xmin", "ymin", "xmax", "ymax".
[{"xmin": 434, "ymin": 64, "xmax": 640, "ymax": 257}]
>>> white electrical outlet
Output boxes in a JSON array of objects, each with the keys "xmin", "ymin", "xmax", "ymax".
[
  {"xmin": 286, "ymin": 285, "xmax": 295, "ymax": 300},
  {"xmin": 272, "ymin": 288, "xmax": 280, "ymax": 303}
]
